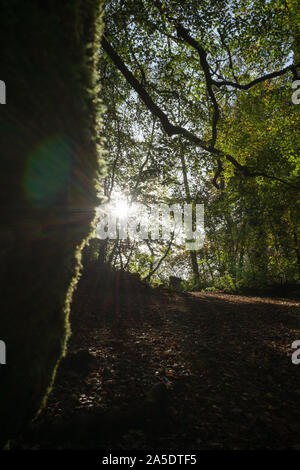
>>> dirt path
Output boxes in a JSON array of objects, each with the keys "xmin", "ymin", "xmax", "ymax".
[{"xmin": 13, "ymin": 271, "xmax": 300, "ymax": 449}]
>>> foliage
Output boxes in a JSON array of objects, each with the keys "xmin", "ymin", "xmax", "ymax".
[{"xmin": 96, "ymin": 0, "xmax": 299, "ymax": 294}]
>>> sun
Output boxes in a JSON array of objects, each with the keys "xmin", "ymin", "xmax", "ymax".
[{"xmin": 112, "ymin": 199, "xmax": 130, "ymax": 219}]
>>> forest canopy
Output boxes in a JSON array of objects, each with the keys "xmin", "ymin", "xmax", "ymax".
[{"xmin": 94, "ymin": 0, "xmax": 300, "ymax": 293}]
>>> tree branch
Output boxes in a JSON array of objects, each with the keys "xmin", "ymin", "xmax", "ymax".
[
  {"xmin": 212, "ymin": 63, "xmax": 298, "ymax": 90},
  {"xmin": 175, "ymin": 23, "xmax": 220, "ymax": 149},
  {"xmin": 217, "ymin": 28, "xmax": 238, "ymax": 82},
  {"xmin": 144, "ymin": 235, "xmax": 174, "ymax": 281},
  {"xmin": 212, "ymin": 158, "xmax": 224, "ymax": 189},
  {"xmin": 102, "ymin": 36, "xmax": 300, "ymax": 190}
]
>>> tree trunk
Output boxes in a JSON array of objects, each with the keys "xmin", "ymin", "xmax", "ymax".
[
  {"xmin": 0, "ymin": 0, "xmax": 104, "ymax": 447},
  {"xmin": 179, "ymin": 150, "xmax": 200, "ymax": 280}
]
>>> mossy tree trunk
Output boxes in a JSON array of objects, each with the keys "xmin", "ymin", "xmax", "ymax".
[{"xmin": 0, "ymin": 0, "xmax": 104, "ymax": 446}]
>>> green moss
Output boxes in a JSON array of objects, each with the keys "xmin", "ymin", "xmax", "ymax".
[{"xmin": 0, "ymin": 0, "xmax": 104, "ymax": 446}]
